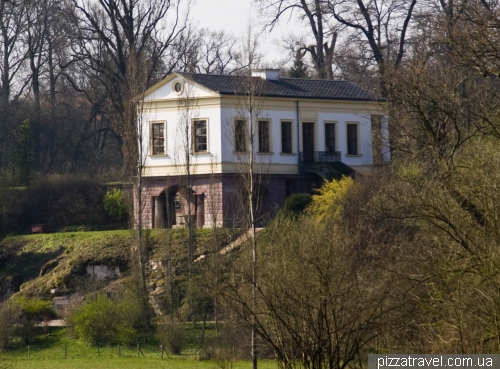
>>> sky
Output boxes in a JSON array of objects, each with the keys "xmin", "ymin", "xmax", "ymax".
[{"xmin": 188, "ymin": 0, "xmax": 300, "ymax": 65}]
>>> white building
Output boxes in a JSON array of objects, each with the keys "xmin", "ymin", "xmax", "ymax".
[{"xmin": 135, "ymin": 70, "xmax": 389, "ymax": 228}]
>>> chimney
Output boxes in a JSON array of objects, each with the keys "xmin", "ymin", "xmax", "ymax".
[{"xmin": 252, "ymin": 69, "xmax": 280, "ymax": 80}]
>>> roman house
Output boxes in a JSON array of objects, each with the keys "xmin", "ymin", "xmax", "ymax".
[{"xmin": 134, "ymin": 70, "xmax": 389, "ymax": 228}]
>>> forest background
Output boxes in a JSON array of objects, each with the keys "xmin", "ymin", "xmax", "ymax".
[{"xmin": 1, "ymin": 0, "xmax": 500, "ymax": 367}]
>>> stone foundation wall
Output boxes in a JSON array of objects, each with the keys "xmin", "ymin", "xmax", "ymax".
[
  {"xmin": 134, "ymin": 173, "xmax": 306, "ymax": 228},
  {"xmin": 134, "ymin": 175, "xmax": 225, "ymax": 229}
]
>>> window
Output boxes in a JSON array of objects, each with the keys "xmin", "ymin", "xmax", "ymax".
[
  {"xmin": 173, "ymin": 81, "xmax": 183, "ymax": 94},
  {"xmin": 258, "ymin": 120, "xmax": 270, "ymax": 153},
  {"xmin": 193, "ymin": 120, "xmax": 207, "ymax": 152},
  {"xmin": 325, "ymin": 123, "xmax": 336, "ymax": 152},
  {"xmin": 235, "ymin": 119, "xmax": 246, "ymax": 152},
  {"xmin": 151, "ymin": 122, "xmax": 165, "ymax": 155},
  {"xmin": 347, "ymin": 123, "xmax": 358, "ymax": 155},
  {"xmin": 281, "ymin": 121, "xmax": 292, "ymax": 153}
]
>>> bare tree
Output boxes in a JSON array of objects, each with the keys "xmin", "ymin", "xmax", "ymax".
[
  {"xmin": 68, "ymin": 0, "xmax": 187, "ymax": 175},
  {"xmin": 199, "ymin": 30, "xmax": 238, "ymax": 75},
  {"xmin": 0, "ymin": 0, "xmax": 27, "ymax": 104},
  {"xmin": 327, "ymin": 0, "xmax": 418, "ymax": 94},
  {"xmin": 174, "ymin": 28, "xmax": 239, "ymax": 75},
  {"xmin": 442, "ymin": 1, "xmax": 500, "ymax": 76},
  {"xmin": 255, "ymin": 0, "xmax": 338, "ymax": 79},
  {"xmin": 128, "ymin": 46, "xmax": 155, "ymax": 332},
  {"xmin": 172, "ymin": 71, "xmax": 200, "ymax": 326},
  {"xmin": 221, "ymin": 176, "xmax": 408, "ymax": 369},
  {"xmin": 0, "ymin": 0, "xmax": 27, "ymax": 170},
  {"xmin": 377, "ymin": 9, "xmax": 500, "ymax": 351},
  {"xmin": 224, "ymin": 31, "xmax": 271, "ymax": 369},
  {"xmin": 22, "ymin": 0, "xmax": 66, "ymax": 170}
]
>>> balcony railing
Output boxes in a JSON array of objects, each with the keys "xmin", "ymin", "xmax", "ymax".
[{"xmin": 299, "ymin": 151, "xmax": 341, "ymax": 165}]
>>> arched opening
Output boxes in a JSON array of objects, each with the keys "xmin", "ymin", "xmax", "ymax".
[
  {"xmin": 153, "ymin": 190, "xmax": 167, "ymax": 229},
  {"xmin": 153, "ymin": 185, "xmax": 203, "ymax": 228},
  {"xmin": 168, "ymin": 185, "xmax": 196, "ymax": 228}
]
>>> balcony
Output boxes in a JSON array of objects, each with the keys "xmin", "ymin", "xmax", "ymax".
[
  {"xmin": 299, "ymin": 151, "xmax": 341, "ymax": 165},
  {"xmin": 299, "ymin": 151, "xmax": 357, "ymax": 179}
]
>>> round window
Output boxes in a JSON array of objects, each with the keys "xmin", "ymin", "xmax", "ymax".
[{"xmin": 173, "ymin": 81, "xmax": 183, "ymax": 94}]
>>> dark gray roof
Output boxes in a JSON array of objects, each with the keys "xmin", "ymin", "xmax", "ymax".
[{"xmin": 184, "ymin": 73, "xmax": 381, "ymax": 101}]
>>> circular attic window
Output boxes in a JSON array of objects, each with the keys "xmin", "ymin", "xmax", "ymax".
[{"xmin": 173, "ymin": 81, "xmax": 183, "ymax": 94}]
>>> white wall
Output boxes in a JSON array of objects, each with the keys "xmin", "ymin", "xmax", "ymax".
[
  {"xmin": 220, "ymin": 106, "xmax": 374, "ymax": 169},
  {"xmin": 140, "ymin": 89, "xmax": 378, "ymax": 176},
  {"xmin": 140, "ymin": 103, "xmax": 223, "ymax": 175}
]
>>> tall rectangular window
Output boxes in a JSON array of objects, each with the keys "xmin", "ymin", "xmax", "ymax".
[
  {"xmin": 151, "ymin": 122, "xmax": 165, "ymax": 155},
  {"xmin": 325, "ymin": 123, "xmax": 336, "ymax": 152},
  {"xmin": 347, "ymin": 123, "xmax": 358, "ymax": 155},
  {"xmin": 258, "ymin": 120, "xmax": 270, "ymax": 153},
  {"xmin": 281, "ymin": 121, "xmax": 292, "ymax": 153},
  {"xmin": 194, "ymin": 120, "xmax": 207, "ymax": 152},
  {"xmin": 235, "ymin": 119, "xmax": 246, "ymax": 152}
]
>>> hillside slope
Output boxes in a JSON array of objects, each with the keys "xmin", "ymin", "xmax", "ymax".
[{"xmin": 0, "ymin": 229, "xmax": 236, "ymax": 302}]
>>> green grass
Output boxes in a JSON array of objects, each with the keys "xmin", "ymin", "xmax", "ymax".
[
  {"xmin": 0, "ymin": 229, "xmax": 241, "ymax": 299},
  {"xmin": 0, "ymin": 358, "xmax": 278, "ymax": 369},
  {"xmin": 0, "ymin": 327, "xmax": 277, "ymax": 369}
]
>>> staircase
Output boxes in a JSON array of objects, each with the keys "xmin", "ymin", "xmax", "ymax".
[{"xmin": 299, "ymin": 151, "xmax": 359, "ymax": 180}]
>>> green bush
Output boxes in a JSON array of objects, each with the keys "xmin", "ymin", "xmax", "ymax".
[
  {"xmin": 14, "ymin": 297, "xmax": 56, "ymax": 343},
  {"xmin": 69, "ymin": 292, "xmax": 142, "ymax": 346},
  {"xmin": 0, "ymin": 301, "xmax": 21, "ymax": 350},
  {"xmin": 3, "ymin": 174, "xmax": 121, "ymax": 234},
  {"xmin": 157, "ymin": 324, "xmax": 187, "ymax": 355},
  {"xmin": 16, "ymin": 297, "xmax": 55, "ymax": 320},
  {"xmin": 103, "ymin": 188, "xmax": 128, "ymax": 221},
  {"xmin": 282, "ymin": 193, "xmax": 312, "ymax": 214}
]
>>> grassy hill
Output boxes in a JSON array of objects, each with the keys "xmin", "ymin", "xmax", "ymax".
[{"xmin": 0, "ymin": 228, "xmax": 238, "ymax": 300}]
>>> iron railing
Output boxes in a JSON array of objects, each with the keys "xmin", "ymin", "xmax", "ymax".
[{"xmin": 299, "ymin": 151, "xmax": 341, "ymax": 164}]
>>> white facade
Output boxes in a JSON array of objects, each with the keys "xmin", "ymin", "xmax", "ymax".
[{"xmin": 140, "ymin": 73, "xmax": 390, "ymax": 178}]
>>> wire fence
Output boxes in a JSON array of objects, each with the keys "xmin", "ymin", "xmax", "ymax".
[{"xmin": 19, "ymin": 343, "xmax": 185, "ymax": 360}]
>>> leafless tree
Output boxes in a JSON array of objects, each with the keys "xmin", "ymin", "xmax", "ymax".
[
  {"xmin": 0, "ymin": 0, "xmax": 27, "ymax": 104},
  {"xmin": 174, "ymin": 28, "xmax": 239, "ymax": 75},
  {"xmin": 221, "ymin": 178, "xmax": 409, "ymax": 369},
  {"xmin": 255, "ymin": 0, "xmax": 338, "ymax": 79},
  {"xmin": 22, "ymin": 0, "xmax": 67, "ymax": 170},
  {"xmin": 171, "ymin": 71, "xmax": 200, "ymax": 326},
  {"xmin": 326, "ymin": 0, "xmax": 418, "ymax": 93},
  {"xmin": 224, "ymin": 31, "xmax": 272, "ymax": 369},
  {"xmin": 128, "ymin": 46, "xmax": 155, "ymax": 332},
  {"xmin": 0, "ymin": 0, "xmax": 27, "ymax": 170},
  {"xmin": 199, "ymin": 30, "xmax": 238, "ymax": 75},
  {"xmin": 378, "ymin": 9, "xmax": 500, "ymax": 351},
  {"xmin": 68, "ymin": 0, "xmax": 188, "ymax": 175}
]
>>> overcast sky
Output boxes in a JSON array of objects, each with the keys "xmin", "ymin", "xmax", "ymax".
[{"xmin": 189, "ymin": 0, "xmax": 300, "ymax": 65}]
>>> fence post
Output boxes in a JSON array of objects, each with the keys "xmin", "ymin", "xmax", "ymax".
[
  {"xmin": 137, "ymin": 343, "xmax": 145, "ymax": 358},
  {"xmin": 161, "ymin": 344, "xmax": 170, "ymax": 359}
]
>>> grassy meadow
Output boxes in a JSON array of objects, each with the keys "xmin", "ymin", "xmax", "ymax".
[{"xmin": 0, "ymin": 327, "xmax": 277, "ymax": 369}]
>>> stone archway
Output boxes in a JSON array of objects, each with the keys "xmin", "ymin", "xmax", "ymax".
[
  {"xmin": 153, "ymin": 185, "xmax": 204, "ymax": 228},
  {"xmin": 153, "ymin": 190, "xmax": 167, "ymax": 229}
]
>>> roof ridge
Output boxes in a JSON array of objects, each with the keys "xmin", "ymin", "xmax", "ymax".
[
  {"xmin": 279, "ymin": 77, "xmax": 352, "ymax": 83},
  {"xmin": 181, "ymin": 72, "xmax": 382, "ymax": 101}
]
